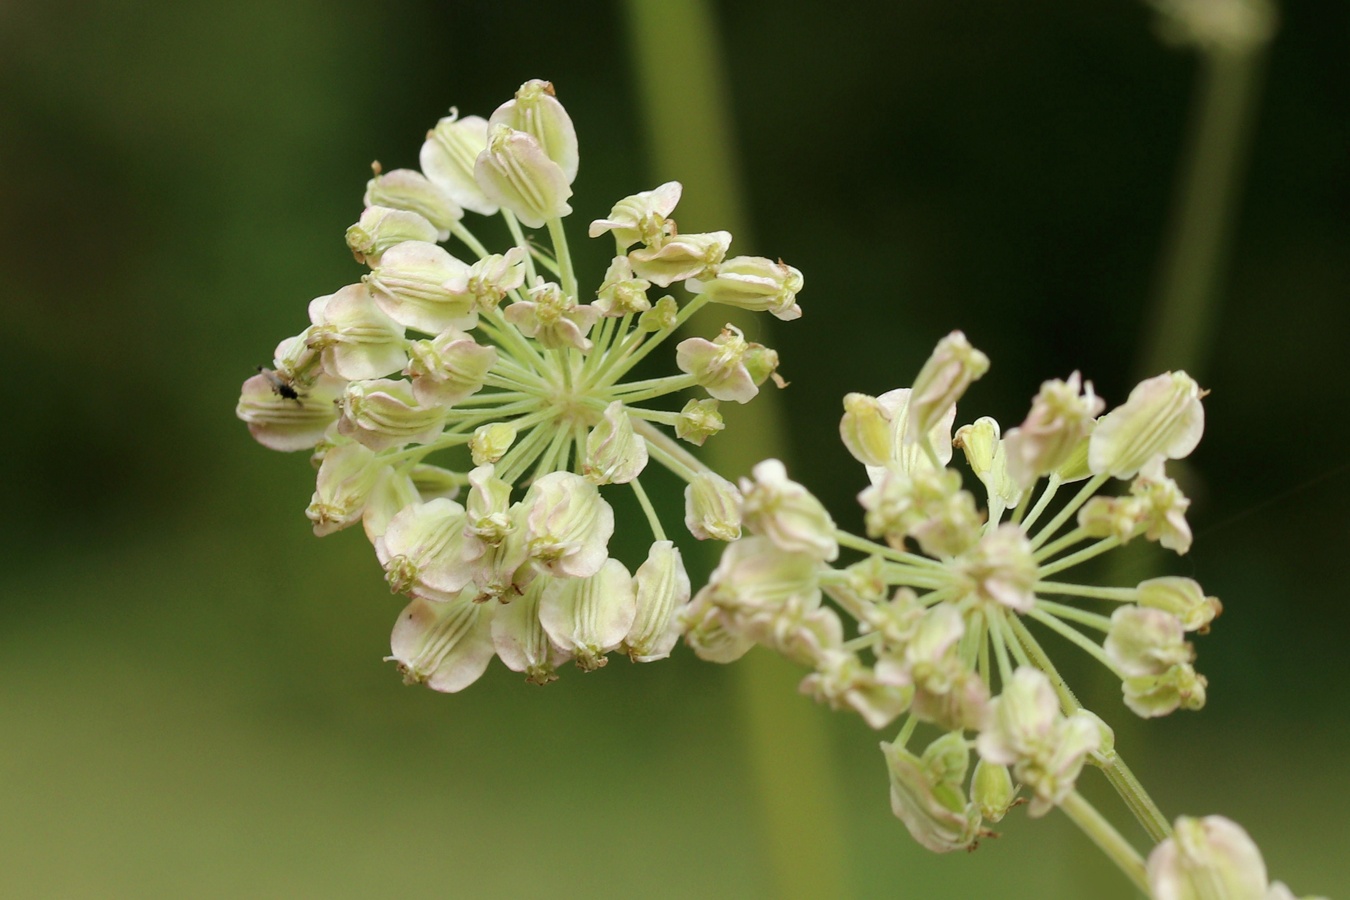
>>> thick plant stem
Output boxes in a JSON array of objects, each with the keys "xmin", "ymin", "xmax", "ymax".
[
  {"xmin": 1060, "ymin": 790, "xmax": 1151, "ymax": 895},
  {"xmin": 623, "ymin": 2, "xmax": 849, "ymax": 898},
  {"xmin": 1139, "ymin": 46, "xmax": 1269, "ymax": 382}
]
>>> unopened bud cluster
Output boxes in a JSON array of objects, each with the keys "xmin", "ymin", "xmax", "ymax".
[{"xmin": 237, "ymin": 79, "xmax": 801, "ymax": 689}]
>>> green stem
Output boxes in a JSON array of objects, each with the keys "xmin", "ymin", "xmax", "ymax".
[
  {"xmin": 546, "ymin": 217, "xmax": 578, "ymax": 300},
  {"xmin": 1102, "ymin": 755, "xmax": 1172, "ymax": 844},
  {"xmin": 623, "ymin": 2, "xmax": 846, "ymax": 897},
  {"xmin": 1059, "ymin": 791, "xmax": 1150, "ymax": 895},
  {"xmin": 1030, "ymin": 474, "xmax": 1109, "ymax": 551},
  {"xmin": 1138, "ymin": 45, "xmax": 1269, "ymax": 383},
  {"xmin": 629, "ymin": 477, "xmax": 668, "ymax": 542}
]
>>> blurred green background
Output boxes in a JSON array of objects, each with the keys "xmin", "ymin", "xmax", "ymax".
[{"xmin": 2, "ymin": 0, "xmax": 1347, "ymax": 897}]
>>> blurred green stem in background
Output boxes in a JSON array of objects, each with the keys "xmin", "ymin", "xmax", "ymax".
[
  {"xmin": 1106, "ymin": 8, "xmax": 1276, "ymax": 634},
  {"xmin": 622, "ymin": 1, "xmax": 851, "ymax": 897},
  {"xmin": 1139, "ymin": 20, "xmax": 1274, "ymax": 382}
]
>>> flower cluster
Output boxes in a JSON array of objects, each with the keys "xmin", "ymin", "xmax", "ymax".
[
  {"xmin": 236, "ymin": 80, "xmax": 1323, "ymax": 900},
  {"xmin": 683, "ymin": 331, "xmax": 1221, "ymax": 849},
  {"xmin": 236, "ymin": 80, "xmax": 801, "ymax": 689}
]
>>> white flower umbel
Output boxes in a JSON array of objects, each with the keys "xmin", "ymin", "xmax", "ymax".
[
  {"xmin": 691, "ymin": 334, "xmax": 1223, "ymax": 880},
  {"xmin": 238, "ymin": 78, "xmax": 803, "ymax": 691}
]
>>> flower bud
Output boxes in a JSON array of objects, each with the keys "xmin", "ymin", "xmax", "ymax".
[
  {"xmin": 466, "ymin": 248, "xmax": 526, "ymax": 312},
  {"xmin": 538, "ymin": 558, "xmax": 637, "ymax": 671},
  {"xmin": 800, "ymin": 650, "xmax": 911, "ymax": 728},
  {"xmin": 840, "ymin": 393, "xmax": 893, "ymax": 467},
  {"xmin": 377, "ymin": 498, "xmax": 473, "ymax": 598},
  {"xmin": 491, "ymin": 577, "xmax": 568, "ymax": 685},
  {"xmin": 971, "ymin": 759, "xmax": 1016, "ymax": 823},
  {"xmin": 676, "ymin": 325, "xmax": 764, "ymax": 404},
  {"xmin": 388, "ymin": 592, "xmax": 495, "ymax": 693},
  {"xmin": 346, "ymin": 205, "xmax": 439, "ymax": 266},
  {"xmin": 306, "ymin": 442, "xmax": 384, "ymax": 536},
  {"xmin": 338, "ymin": 378, "xmax": 447, "ymax": 451},
  {"xmin": 859, "ymin": 464, "xmax": 981, "ymax": 558},
  {"xmin": 684, "ymin": 472, "xmax": 744, "ymax": 541},
  {"xmin": 1078, "ymin": 495, "xmax": 1147, "ymax": 543},
  {"xmin": 739, "ymin": 459, "xmax": 839, "ymax": 561},
  {"xmin": 588, "ymin": 181, "xmax": 682, "ymax": 251},
  {"xmin": 474, "ymin": 124, "xmax": 572, "ymax": 228},
  {"xmin": 236, "ymin": 370, "xmax": 345, "ymax": 452},
  {"xmin": 629, "ymin": 231, "xmax": 731, "ymax": 287},
  {"xmin": 503, "ymin": 280, "xmax": 599, "ymax": 351},
  {"xmin": 463, "ymin": 464, "xmax": 515, "ymax": 551},
  {"xmin": 624, "ymin": 541, "xmax": 692, "ymax": 662},
  {"xmin": 905, "ymin": 331, "xmax": 990, "ymax": 446},
  {"xmin": 488, "ymin": 79, "xmax": 579, "ymax": 184},
  {"xmin": 522, "ymin": 471, "xmax": 615, "ymax": 579},
  {"xmin": 306, "ymin": 283, "xmax": 407, "ymax": 381},
  {"xmin": 954, "ymin": 416, "xmax": 1023, "ymax": 513},
  {"xmin": 637, "ymin": 295, "xmax": 679, "ymax": 332},
  {"xmin": 584, "ymin": 401, "xmax": 648, "ymax": 484},
  {"xmin": 687, "ymin": 255, "xmax": 804, "ymax": 321},
  {"xmin": 1089, "ymin": 371, "xmax": 1205, "ymax": 478},
  {"xmin": 701, "ymin": 536, "xmax": 821, "ymax": 613},
  {"xmin": 1123, "ymin": 663, "xmax": 1208, "ymax": 718},
  {"xmin": 405, "ymin": 328, "xmax": 497, "ymax": 408},
  {"xmin": 674, "ymin": 398, "xmax": 724, "ymax": 446},
  {"xmin": 594, "ymin": 255, "xmax": 652, "ymax": 316},
  {"xmin": 1131, "ymin": 457, "xmax": 1193, "ymax": 554},
  {"xmin": 856, "ymin": 388, "xmax": 957, "ymax": 484},
  {"xmin": 1003, "ymin": 372, "xmax": 1104, "ymax": 487},
  {"xmin": 1138, "ymin": 576, "xmax": 1221, "ymax": 632},
  {"xmin": 1052, "ymin": 432, "xmax": 1094, "ymax": 483},
  {"xmin": 881, "ymin": 737, "xmax": 981, "ymax": 853},
  {"xmin": 955, "ymin": 524, "xmax": 1038, "ymax": 613},
  {"xmin": 362, "ymin": 468, "xmax": 420, "ymax": 547},
  {"xmin": 420, "ymin": 111, "xmax": 496, "ymax": 215},
  {"xmin": 469, "ymin": 422, "xmax": 517, "ymax": 466},
  {"xmin": 1105, "ymin": 606, "xmax": 1193, "ymax": 677},
  {"xmin": 742, "ymin": 343, "xmax": 781, "ymax": 389},
  {"xmin": 976, "ymin": 667, "xmax": 1101, "ymax": 815},
  {"xmin": 364, "ymin": 168, "xmax": 462, "ymax": 240},
  {"xmin": 365, "ymin": 240, "xmax": 475, "ymax": 334},
  {"xmin": 681, "ymin": 593, "xmax": 755, "ymax": 663},
  {"xmin": 1147, "ymin": 815, "xmax": 1270, "ymax": 900}
]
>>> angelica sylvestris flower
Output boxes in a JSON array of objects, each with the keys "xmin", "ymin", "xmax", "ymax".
[
  {"xmin": 689, "ymin": 331, "xmax": 1220, "ymax": 847},
  {"xmin": 237, "ymin": 79, "xmax": 801, "ymax": 693},
  {"xmin": 239, "ymin": 80, "xmax": 1269, "ymax": 891}
]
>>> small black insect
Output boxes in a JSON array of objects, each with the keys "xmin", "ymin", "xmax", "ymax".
[{"xmin": 257, "ymin": 366, "xmax": 303, "ymax": 403}]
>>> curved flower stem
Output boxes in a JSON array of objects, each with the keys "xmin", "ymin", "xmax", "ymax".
[
  {"xmin": 629, "ymin": 477, "xmax": 668, "ymax": 542},
  {"xmin": 1059, "ymin": 790, "xmax": 1150, "ymax": 895},
  {"xmin": 633, "ymin": 418, "xmax": 707, "ymax": 484}
]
